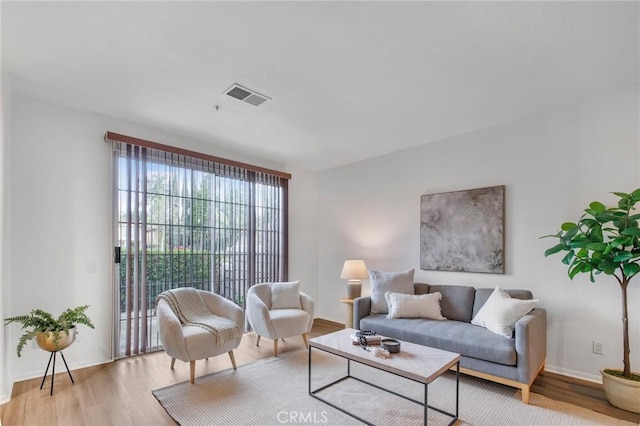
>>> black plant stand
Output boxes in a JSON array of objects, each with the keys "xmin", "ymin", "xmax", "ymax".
[{"xmin": 40, "ymin": 350, "xmax": 74, "ymax": 395}]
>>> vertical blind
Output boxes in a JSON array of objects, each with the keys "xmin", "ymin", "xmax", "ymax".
[{"xmin": 110, "ymin": 134, "xmax": 289, "ymax": 357}]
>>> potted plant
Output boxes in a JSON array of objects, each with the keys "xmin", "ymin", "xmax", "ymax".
[
  {"xmin": 543, "ymin": 188, "xmax": 640, "ymax": 413},
  {"xmin": 4, "ymin": 305, "xmax": 95, "ymax": 357}
]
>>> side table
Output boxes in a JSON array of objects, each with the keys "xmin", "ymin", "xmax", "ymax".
[{"xmin": 340, "ymin": 297, "xmax": 354, "ymax": 329}]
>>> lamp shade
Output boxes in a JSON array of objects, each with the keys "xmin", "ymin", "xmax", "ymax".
[{"xmin": 340, "ymin": 260, "xmax": 368, "ymax": 281}]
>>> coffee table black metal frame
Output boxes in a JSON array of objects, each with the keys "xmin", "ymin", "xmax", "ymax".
[{"xmin": 308, "ymin": 345, "xmax": 459, "ymax": 426}]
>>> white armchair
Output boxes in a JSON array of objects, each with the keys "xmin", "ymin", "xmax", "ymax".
[
  {"xmin": 156, "ymin": 288, "xmax": 244, "ymax": 384},
  {"xmin": 246, "ymin": 282, "xmax": 314, "ymax": 357}
]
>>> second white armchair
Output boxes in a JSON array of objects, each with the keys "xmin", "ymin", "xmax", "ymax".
[{"xmin": 246, "ymin": 281, "xmax": 314, "ymax": 357}]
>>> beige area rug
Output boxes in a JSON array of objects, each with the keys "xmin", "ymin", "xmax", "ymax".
[{"xmin": 153, "ymin": 349, "xmax": 634, "ymax": 426}]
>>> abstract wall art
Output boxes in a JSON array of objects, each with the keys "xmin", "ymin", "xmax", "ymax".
[{"xmin": 420, "ymin": 185, "xmax": 504, "ymax": 274}]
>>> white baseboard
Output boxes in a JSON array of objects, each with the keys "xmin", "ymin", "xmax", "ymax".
[
  {"xmin": 9, "ymin": 356, "xmax": 112, "ymax": 386},
  {"xmin": 316, "ymin": 315, "xmax": 345, "ymax": 325},
  {"xmin": 543, "ymin": 364, "xmax": 602, "ymax": 384}
]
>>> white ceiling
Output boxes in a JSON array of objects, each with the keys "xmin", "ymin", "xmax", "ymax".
[{"xmin": 2, "ymin": 1, "xmax": 638, "ymax": 171}]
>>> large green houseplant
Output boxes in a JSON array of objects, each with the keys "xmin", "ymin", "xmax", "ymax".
[
  {"xmin": 543, "ymin": 188, "xmax": 640, "ymax": 412},
  {"xmin": 4, "ymin": 305, "xmax": 94, "ymax": 357}
]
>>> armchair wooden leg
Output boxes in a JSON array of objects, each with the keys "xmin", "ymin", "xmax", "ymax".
[
  {"xmin": 302, "ymin": 333, "xmax": 309, "ymax": 349},
  {"xmin": 228, "ymin": 351, "xmax": 237, "ymax": 370},
  {"xmin": 170, "ymin": 358, "xmax": 176, "ymax": 369},
  {"xmin": 273, "ymin": 339, "xmax": 278, "ymax": 357},
  {"xmin": 256, "ymin": 335, "xmax": 261, "ymax": 346},
  {"xmin": 190, "ymin": 360, "xmax": 196, "ymax": 384}
]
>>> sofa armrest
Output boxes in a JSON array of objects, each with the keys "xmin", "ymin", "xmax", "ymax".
[
  {"xmin": 353, "ymin": 296, "xmax": 372, "ymax": 330},
  {"xmin": 515, "ymin": 308, "xmax": 547, "ymax": 385}
]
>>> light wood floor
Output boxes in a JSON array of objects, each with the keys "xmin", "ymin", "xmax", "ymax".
[{"xmin": 1, "ymin": 319, "xmax": 638, "ymax": 425}]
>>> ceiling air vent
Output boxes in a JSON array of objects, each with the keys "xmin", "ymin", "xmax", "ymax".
[{"xmin": 224, "ymin": 83, "xmax": 270, "ymax": 106}]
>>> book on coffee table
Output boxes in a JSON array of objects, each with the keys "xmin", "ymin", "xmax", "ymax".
[{"xmin": 350, "ymin": 333, "xmax": 381, "ymax": 345}]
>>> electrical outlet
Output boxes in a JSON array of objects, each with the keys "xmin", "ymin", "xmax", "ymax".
[
  {"xmin": 592, "ymin": 340, "xmax": 604, "ymax": 355},
  {"xmin": 85, "ymin": 261, "xmax": 96, "ymax": 274}
]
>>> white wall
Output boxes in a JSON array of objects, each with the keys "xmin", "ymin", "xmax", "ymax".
[
  {"xmin": 4, "ymin": 95, "xmax": 292, "ymax": 384},
  {"xmin": 0, "ymin": 71, "xmax": 13, "ymax": 403},
  {"xmin": 317, "ymin": 87, "xmax": 640, "ymax": 382},
  {"xmin": 286, "ymin": 165, "xmax": 319, "ymax": 303}
]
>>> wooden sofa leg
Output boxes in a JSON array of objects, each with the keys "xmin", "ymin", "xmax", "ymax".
[
  {"xmin": 170, "ymin": 358, "xmax": 176, "ymax": 369},
  {"xmin": 456, "ymin": 365, "xmax": 540, "ymax": 404},
  {"xmin": 190, "ymin": 360, "xmax": 196, "ymax": 384},
  {"xmin": 273, "ymin": 339, "xmax": 278, "ymax": 357},
  {"xmin": 302, "ymin": 333, "xmax": 309, "ymax": 349},
  {"xmin": 521, "ymin": 384, "xmax": 530, "ymax": 404},
  {"xmin": 228, "ymin": 351, "xmax": 237, "ymax": 370}
]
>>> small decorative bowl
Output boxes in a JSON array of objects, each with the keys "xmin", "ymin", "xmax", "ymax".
[{"xmin": 380, "ymin": 338, "xmax": 401, "ymax": 353}]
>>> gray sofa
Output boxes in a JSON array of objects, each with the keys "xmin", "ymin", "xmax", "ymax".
[{"xmin": 354, "ymin": 283, "xmax": 546, "ymax": 403}]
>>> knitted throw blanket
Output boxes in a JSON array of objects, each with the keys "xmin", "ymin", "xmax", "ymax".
[{"xmin": 157, "ymin": 288, "xmax": 240, "ymax": 345}]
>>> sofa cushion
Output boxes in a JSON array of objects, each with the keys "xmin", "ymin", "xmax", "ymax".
[
  {"xmin": 473, "ymin": 288, "xmax": 533, "ymax": 318},
  {"xmin": 360, "ymin": 315, "xmax": 516, "ymax": 366},
  {"xmin": 385, "ymin": 291, "xmax": 446, "ymax": 320},
  {"xmin": 369, "ymin": 269, "xmax": 415, "ymax": 314},
  {"xmin": 414, "ymin": 283, "xmax": 430, "ymax": 295},
  {"xmin": 428, "ymin": 285, "xmax": 476, "ymax": 322},
  {"xmin": 472, "ymin": 287, "xmax": 538, "ymax": 338}
]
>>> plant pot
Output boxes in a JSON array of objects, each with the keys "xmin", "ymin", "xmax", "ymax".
[
  {"xmin": 36, "ymin": 327, "xmax": 76, "ymax": 352},
  {"xmin": 601, "ymin": 369, "xmax": 640, "ymax": 413}
]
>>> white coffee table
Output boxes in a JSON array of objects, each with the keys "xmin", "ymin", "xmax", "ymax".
[{"xmin": 308, "ymin": 328, "xmax": 460, "ymax": 426}]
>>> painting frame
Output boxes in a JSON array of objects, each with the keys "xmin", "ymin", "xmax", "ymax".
[{"xmin": 420, "ymin": 185, "xmax": 505, "ymax": 274}]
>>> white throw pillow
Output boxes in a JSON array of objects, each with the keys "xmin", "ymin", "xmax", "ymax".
[
  {"xmin": 369, "ymin": 269, "xmax": 415, "ymax": 314},
  {"xmin": 471, "ymin": 286, "xmax": 538, "ymax": 338},
  {"xmin": 270, "ymin": 281, "xmax": 302, "ymax": 310},
  {"xmin": 385, "ymin": 291, "xmax": 447, "ymax": 320}
]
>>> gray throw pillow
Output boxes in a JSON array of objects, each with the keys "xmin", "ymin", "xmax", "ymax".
[{"xmin": 369, "ymin": 269, "xmax": 415, "ymax": 314}]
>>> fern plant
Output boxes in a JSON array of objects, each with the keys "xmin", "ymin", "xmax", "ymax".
[{"xmin": 4, "ymin": 305, "xmax": 95, "ymax": 357}]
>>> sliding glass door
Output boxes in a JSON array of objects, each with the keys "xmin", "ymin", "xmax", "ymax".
[{"xmin": 112, "ymin": 141, "xmax": 287, "ymax": 357}]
